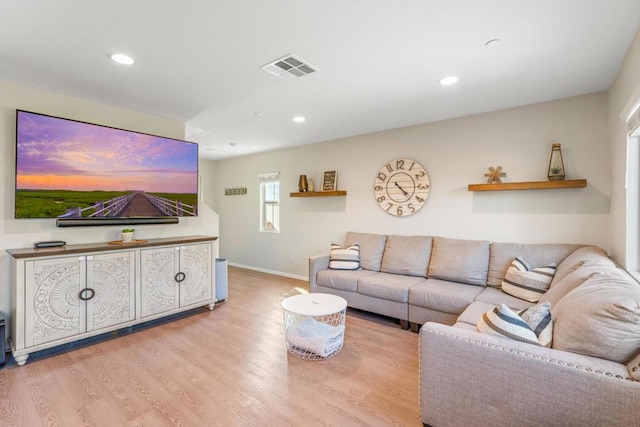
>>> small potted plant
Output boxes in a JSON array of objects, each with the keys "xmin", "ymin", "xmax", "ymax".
[{"xmin": 121, "ymin": 228, "xmax": 135, "ymax": 242}]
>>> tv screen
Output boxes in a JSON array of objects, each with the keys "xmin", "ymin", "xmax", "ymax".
[{"xmin": 15, "ymin": 110, "xmax": 199, "ymax": 225}]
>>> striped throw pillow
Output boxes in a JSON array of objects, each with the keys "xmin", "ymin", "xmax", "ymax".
[
  {"xmin": 518, "ymin": 302, "xmax": 553, "ymax": 347},
  {"xmin": 477, "ymin": 304, "xmax": 541, "ymax": 346},
  {"xmin": 328, "ymin": 243, "xmax": 360, "ymax": 270},
  {"xmin": 501, "ymin": 257, "xmax": 556, "ymax": 302}
]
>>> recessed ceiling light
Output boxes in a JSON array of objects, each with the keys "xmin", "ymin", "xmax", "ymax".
[
  {"xmin": 293, "ymin": 116, "xmax": 306, "ymax": 123},
  {"xmin": 485, "ymin": 39, "xmax": 501, "ymax": 47},
  {"xmin": 438, "ymin": 76, "xmax": 458, "ymax": 86},
  {"xmin": 109, "ymin": 53, "xmax": 135, "ymax": 65}
]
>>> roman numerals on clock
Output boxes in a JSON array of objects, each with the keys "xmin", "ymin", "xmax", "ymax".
[{"xmin": 374, "ymin": 158, "xmax": 430, "ymax": 216}]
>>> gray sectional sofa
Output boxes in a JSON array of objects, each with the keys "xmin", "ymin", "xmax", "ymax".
[{"xmin": 309, "ymin": 231, "xmax": 640, "ymax": 426}]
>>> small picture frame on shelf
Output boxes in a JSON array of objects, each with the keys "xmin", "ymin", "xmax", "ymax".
[{"xmin": 322, "ymin": 171, "xmax": 337, "ymax": 191}]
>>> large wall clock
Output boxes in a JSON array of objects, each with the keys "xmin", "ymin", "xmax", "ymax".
[{"xmin": 374, "ymin": 158, "xmax": 430, "ymax": 216}]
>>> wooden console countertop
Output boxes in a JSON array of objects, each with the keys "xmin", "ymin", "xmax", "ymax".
[{"xmin": 7, "ymin": 235, "xmax": 218, "ymax": 259}]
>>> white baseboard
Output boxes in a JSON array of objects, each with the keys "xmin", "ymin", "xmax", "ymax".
[{"xmin": 228, "ymin": 262, "xmax": 309, "ymax": 282}]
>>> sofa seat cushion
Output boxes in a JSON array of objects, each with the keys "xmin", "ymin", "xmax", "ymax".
[
  {"xmin": 428, "ymin": 236, "xmax": 490, "ymax": 286},
  {"xmin": 344, "ymin": 232, "xmax": 387, "ymax": 272},
  {"xmin": 552, "ymin": 272, "xmax": 640, "ymax": 363},
  {"xmin": 357, "ymin": 273, "xmax": 427, "ymax": 303},
  {"xmin": 456, "ymin": 301, "xmax": 498, "ymax": 326},
  {"xmin": 380, "ymin": 235, "xmax": 432, "ymax": 277},
  {"xmin": 474, "ymin": 287, "xmax": 534, "ymax": 311},
  {"xmin": 317, "ymin": 269, "xmax": 378, "ymax": 292},
  {"xmin": 409, "ymin": 279, "xmax": 484, "ymax": 315},
  {"xmin": 550, "ymin": 246, "xmax": 611, "ymax": 286},
  {"xmin": 487, "ymin": 242, "xmax": 581, "ymax": 288}
]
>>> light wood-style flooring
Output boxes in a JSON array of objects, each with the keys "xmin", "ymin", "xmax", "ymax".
[{"xmin": 0, "ymin": 266, "xmax": 420, "ymax": 426}]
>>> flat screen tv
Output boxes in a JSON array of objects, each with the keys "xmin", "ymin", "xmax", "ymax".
[{"xmin": 15, "ymin": 110, "xmax": 199, "ymax": 227}]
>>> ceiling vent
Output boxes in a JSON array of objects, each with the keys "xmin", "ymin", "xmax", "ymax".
[
  {"xmin": 185, "ymin": 125, "xmax": 214, "ymax": 141},
  {"xmin": 260, "ymin": 54, "xmax": 318, "ymax": 80}
]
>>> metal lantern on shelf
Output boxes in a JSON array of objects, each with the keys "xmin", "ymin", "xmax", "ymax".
[
  {"xmin": 547, "ymin": 143, "xmax": 566, "ymax": 181},
  {"xmin": 298, "ymin": 174, "xmax": 308, "ymax": 192}
]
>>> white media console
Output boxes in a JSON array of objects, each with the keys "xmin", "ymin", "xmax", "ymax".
[{"xmin": 8, "ymin": 235, "xmax": 217, "ymax": 366}]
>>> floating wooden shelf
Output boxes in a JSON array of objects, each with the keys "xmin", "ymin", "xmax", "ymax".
[
  {"xmin": 290, "ymin": 191, "xmax": 347, "ymax": 197},
  {"xmin": 468, "ymin": 179, "xmax": 587, "ymax": 192}
]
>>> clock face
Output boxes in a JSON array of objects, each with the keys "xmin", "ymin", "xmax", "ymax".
[{"xmin": 374, "ymin": 158, "xmax": 430, "ymax": 216}]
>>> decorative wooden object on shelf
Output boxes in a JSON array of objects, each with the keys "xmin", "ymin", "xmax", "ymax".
[
  {"xmin": 108, "ymin": 239, "xmax": 149, "ymax": 245},
  {"xmin": 290, "ymin": 190, "xmax": 347, "ymax": 197},
  {"xmin": 484, "ymin": 166, "xmax": 506, "ymax": 184},
  {"xmin": 468, "ymin": 179, "xmax": 587, "ymax": 192}
]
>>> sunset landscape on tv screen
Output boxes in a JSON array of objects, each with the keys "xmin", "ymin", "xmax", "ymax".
[{"xmin": 15, "ymin": 110, "xmax": 199, "ymax": 219}]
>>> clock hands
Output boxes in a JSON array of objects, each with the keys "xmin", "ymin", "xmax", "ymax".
[{"xmin": 394, "ymin": 181, "xmax": 410, "ymax": 198}]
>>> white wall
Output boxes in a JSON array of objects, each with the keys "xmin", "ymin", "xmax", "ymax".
[
  {"xmin": 210, "ymin": 92, "xmax": 610, "ymax": 279},
  {"xmin": 0, "ymin": 80, "xmax": 220, "ymax": 341},
  {"xmin": 609, "ymin": 29, "xmax": 640, "ymax": 267}
]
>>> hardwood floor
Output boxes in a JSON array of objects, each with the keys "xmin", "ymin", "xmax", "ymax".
[{"xmin": 0, "ymin": 266, "xmax": 420, "ymax": 426}]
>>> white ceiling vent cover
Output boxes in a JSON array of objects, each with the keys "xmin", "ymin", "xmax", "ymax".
[
  {"xmin": 185, "ymin": 125, "xmax": 214, "ymax": 141},
  {"xmin": 260, "ymin": 54, "xmax": 318, "ymax": 80}
]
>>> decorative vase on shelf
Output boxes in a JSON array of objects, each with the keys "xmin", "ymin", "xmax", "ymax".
[
  {"xmin": 547, "ymin": 143, "xmax": 566, "ymax": 181},
  {"xmin": 298, "ymin": 175, "xmax": 308, "ymax": 192},
  {"xmin": 308, "ymin": 178, "xmax": 314, "ymax": 192},
  {"xmin": 121, "ymin": 229, "xmax": 134, "ymax": 242}
]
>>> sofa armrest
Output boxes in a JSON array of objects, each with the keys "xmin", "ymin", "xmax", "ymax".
[
  {"xmin": 309, "ymin": 254, "xmax": 330, "ymax": 292},
  {"xmin": 420, "ymin": 322, "xmax": 640, "ymax": 427}
]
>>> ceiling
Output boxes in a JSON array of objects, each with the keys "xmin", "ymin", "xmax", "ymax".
[{"xmin": 1, "ymin": 1, "xmax": 639, "ymax": 160}]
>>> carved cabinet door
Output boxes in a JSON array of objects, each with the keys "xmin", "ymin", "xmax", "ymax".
[
  {"xmin": 86, "ymin": 251, "xmax": 136, "ymax": 332},
  {"xmin": 25, "ymin": 256, "xmax": 87, "ymax": 347},
  {"xmin": 24, "ymin": 251, "xmax": 137, "ymax": 347},
  {"xmin": 178, "ymin": 243, "xmax": 212, "ymax": 307},
  {"xmin": 140, "ymin": 246, "xmax": 180, "ymax": 318},
  {"xmin": 140, "ymin": 243, "xmax": 213, "ymax": 317}
]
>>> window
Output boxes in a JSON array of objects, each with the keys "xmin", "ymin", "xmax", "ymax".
[
  {"xmin": 626, "ymin": 101, "xmax": 640, "ymax": 274},
  {"xmin": 259, "ymin": 172, "xmax": 280, "ymax": 232}
]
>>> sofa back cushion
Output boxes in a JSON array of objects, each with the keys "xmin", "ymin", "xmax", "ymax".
[
  {"xmin": 487, "ymin": 242, "xmax": 582, "ymax": 288},
  {"xmin": 550, "ymin": 245, "xmax": 611, "ymax": 286},
  {"xmin": 381, "ymin": 235, "xmax": 432, "ymax": 277},
  {"xmin": 428, "ymin": 236, "xmax": 489, "ymax": 286},
  {"xmin": 540, "ymin": 259, "xmax": 616, "ymax": 307},
  {"xmin": 344, "ymin": 232, "xmax": 387, "ymax": 272},
  {"xmin": 551, "ymin": 271, "xmax": 640, "ymax": 363}
]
